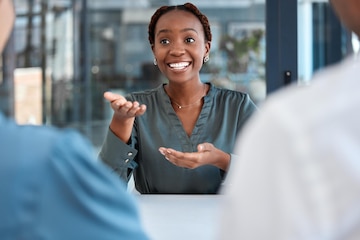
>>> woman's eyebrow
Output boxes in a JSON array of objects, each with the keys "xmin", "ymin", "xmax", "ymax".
[
  {"xmin": 156, "ymin": 28, "xmax": 198, "ymax": 36},
  {"xmin": 181, "ymin": 28, "xmax": 198, "ymax": 34}
]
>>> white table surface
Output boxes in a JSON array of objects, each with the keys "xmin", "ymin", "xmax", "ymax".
[{"xmin": 136, "ymin": 194, "xmax": 222, "ymax": 240}]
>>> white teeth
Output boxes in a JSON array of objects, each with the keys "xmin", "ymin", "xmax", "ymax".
[{"xmin": 169, "ymin": 62, "xmax": 189, "ymax": 69}]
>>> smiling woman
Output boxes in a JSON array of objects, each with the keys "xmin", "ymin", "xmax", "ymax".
[{"xmin": 98, "ymin": 2, "xmax": 258, "ymax": 194}]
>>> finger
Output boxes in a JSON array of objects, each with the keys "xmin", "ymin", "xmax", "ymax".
[
  {"xmin": 197, "ymin": 142, "xmax": 213, "ymax": 152},
  {"xmin": 159, "ymin": 147, "xmax": 180, "ymax": 160},
  {"xmin": 110, "ymin": 101, "xmax": 128, "ymax": 114},
  {"xmin": 159, "ymin": 147, "xmax": 171, "ymax": 161},
  {"xmin": 125, "ymin": 102, "xmax": 139, "ymax": 115},
  {"xmin": 104, "ymin": 92, "xmax": 128, "ymax": 109},
  {"xmin": 104, "ymin": 91, "xmax": 123, "ymax": 101},
  {"xmin": 136, "ymin": 104, "xmax": 147, "ymax": 116},
  {"xmin": 159, "ymin": 147, "xmax": 172, "ymax": 155}
]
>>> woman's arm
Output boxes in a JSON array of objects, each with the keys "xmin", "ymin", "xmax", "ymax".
[{"xmin": 104, "ymin": 91, "xmax": 146, "ymax": 143}]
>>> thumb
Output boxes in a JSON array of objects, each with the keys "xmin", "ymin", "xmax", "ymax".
[
  {"xmin": 103, "ymin": 91, "xmax": 115, "ymax": 101},
  {"xmin": 197, "ymin": 143, "xmax": 212, "ymax": 152},
  {"xmin": 104, "ymin": 91, "xmax": 126, "ymax": 103}
]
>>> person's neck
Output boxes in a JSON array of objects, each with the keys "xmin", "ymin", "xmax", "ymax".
[{"xmin": 165, "ymin": 82, "xmax": 207, "ymax": 106}]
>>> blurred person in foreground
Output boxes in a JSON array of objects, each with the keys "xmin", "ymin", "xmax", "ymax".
[
  {"xmin": 218, "ymin": 0, "xmax": 360, "ymax": 239},
  {"xmin": 0, "ymin": 0, "xmax": 148, "ymax": 239}
]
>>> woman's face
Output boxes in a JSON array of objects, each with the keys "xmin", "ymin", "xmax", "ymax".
[{"xmin": 152, "ymin": 10, "xmax": 210, "ymax": 84}]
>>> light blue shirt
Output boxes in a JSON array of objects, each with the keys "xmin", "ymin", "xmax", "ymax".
[
  {"xmin": 99, "ymin": 83, "xmax": 257, "ymax": 194},
  {"xmin": 0, "ymin": 113, "xmax": 149, "ymax": 240}
]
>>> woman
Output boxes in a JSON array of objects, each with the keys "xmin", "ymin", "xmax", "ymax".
[{"xmin": 99, "ymin": 2, "xmax": 257, "ymax": 194}]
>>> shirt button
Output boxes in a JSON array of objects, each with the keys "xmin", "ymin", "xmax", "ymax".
[
  {"xmin": 127, "ymin": 152, "xmax": 133, "ymax": 156},
  {"xmin": 125, "ymin": 159, "xmax": 130, "ymax": 163}
]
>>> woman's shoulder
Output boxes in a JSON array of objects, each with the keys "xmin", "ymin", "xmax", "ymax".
[
  {"xmin": 126, "ymin": 84, "xmax": 165, "ymax": 101},
  {"xmin": 209, "ymin": 82, "xmax": 250, "ymax": 99},
  {"xmin": 207, "ymin": 83, "xmax": 257, "ymax": 113}
]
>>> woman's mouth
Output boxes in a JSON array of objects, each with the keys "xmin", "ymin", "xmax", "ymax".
[{"xmin": 168, "ymin": 62, "xmax": 190, "ymax": 70}]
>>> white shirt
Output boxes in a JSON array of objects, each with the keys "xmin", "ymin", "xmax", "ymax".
[{"xmin": 218, "ymin": 56, "xmax": 360, "ymax": 240}]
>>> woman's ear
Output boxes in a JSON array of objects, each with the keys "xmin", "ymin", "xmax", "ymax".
[{"xmin": 205, "ymin": 41, "xmax": 211, "ymax": 56}]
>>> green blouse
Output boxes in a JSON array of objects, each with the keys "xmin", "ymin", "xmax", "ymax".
[{"xmin": 99, "ymin": 83, "xmax": 257, "ymax": 194}]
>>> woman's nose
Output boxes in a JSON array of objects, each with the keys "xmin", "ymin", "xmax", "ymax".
[{"xmin": 169, "ymin": 42, "xmax": 185, "ymax": 56}]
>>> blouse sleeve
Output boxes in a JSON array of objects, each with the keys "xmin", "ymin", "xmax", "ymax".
[
  {"xmin": 98, "ymin": 128, "xmax": 138, "ymax": 182},
  {"xmin": 238, "ymin": 93, "xmax": 258, "ymax": 131}
]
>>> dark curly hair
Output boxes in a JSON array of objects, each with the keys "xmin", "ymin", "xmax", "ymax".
[{"xmin": 148, "ymin": 2, "xmax": 212, "ymax": 46}]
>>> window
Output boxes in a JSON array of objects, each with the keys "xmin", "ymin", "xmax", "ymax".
[{"xmin": 3, "ymin": 0, "xmax": 266, "ymax": 148}]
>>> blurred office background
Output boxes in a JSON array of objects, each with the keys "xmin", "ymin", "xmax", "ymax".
[{"xmin": 1, "ymin": 0, "xmax": 358, "ymax": 148}]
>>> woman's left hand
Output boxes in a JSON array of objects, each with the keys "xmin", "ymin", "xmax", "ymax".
[{"xmin": 158, "ymin": 143, "xmax": 230, "ymax": 171}]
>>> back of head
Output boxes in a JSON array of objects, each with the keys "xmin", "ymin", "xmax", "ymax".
[
  {"xmin": 330, "ymin": 0, "xmax": 360, "ymax": 37},
  {"xmin": 0, "ymin": 115, "xmax": 149, "ymax": 239}
]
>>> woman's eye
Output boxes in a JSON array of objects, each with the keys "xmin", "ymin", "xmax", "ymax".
[
  {"xmin": 160, "ymin": 39, "xmax": 170, "ymax": 45},
  {"xmin": 185, "ymin": 38, "xmax": 195, "ymax": 43}
]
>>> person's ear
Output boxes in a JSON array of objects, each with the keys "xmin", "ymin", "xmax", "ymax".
[
  {"xmin": 151, "ymin": 44, "xmax": 158, "ymax": 65},
  {"xmin": 205, "ymin": 41, "xmax": 211, "ymax": 56},
  {"xmin": 0, "ymin": 0, "xmax": 15, "ymax": 52}
]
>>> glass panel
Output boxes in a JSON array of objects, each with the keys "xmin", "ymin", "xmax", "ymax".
[
  {"xmin": 10, "ymin": 0, "xmax": 74, "ymax": 127},
  {"xmin": 3, "ymin": 0, "xmax": 265, "ymax": 148},
  {"xmin": 89, "ymin": 1, "xmax": 266, "ymax": 103},
  {"xmin": 89, "ymin": 1, "xmax": 266, "ymax": 147},
  {"xmin": 297, "ymin": 0, "xmax": 358, "ymax": 85}
]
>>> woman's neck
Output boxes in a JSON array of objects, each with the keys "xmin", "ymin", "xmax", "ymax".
[{"xmin": 165, "ymin": 82, "xmax": 207, "ymax": 106}]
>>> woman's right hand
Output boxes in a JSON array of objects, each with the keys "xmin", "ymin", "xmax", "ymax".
[
  {"xmin": 104, "ymin": 91, "xmax": 147, "ymax": 120},
  {"xmin": 104, "ymin": 91, "xmax": 146, "ymax": 142}
]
